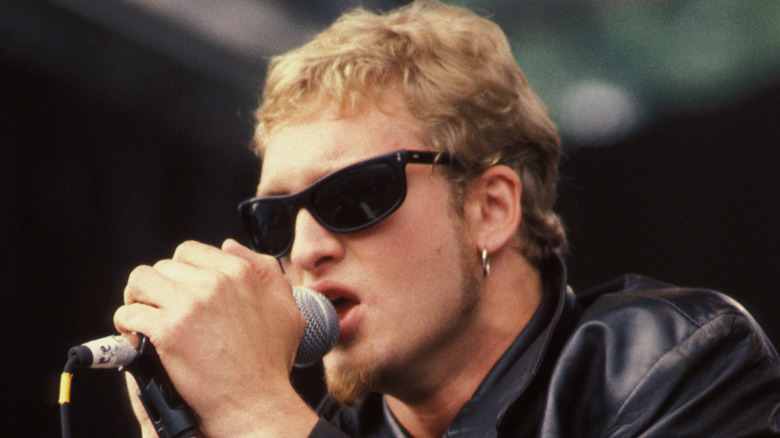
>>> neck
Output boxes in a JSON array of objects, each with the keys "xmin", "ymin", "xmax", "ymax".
[{"xmin": 385, "ymin": 252, "xmax": 543, "ymax": 438}]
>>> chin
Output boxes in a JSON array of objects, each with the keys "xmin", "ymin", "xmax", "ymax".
[
  {"xmin": 322, "ymin": 348, "xmax": 379, "ymax": 407},
  {"xmin": 323, "ymin": 341, "xmax": 370, "ymax": 374}
]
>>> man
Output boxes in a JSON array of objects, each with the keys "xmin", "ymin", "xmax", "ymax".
[{"xmin": 114, "ymin": 1, "xmax": 780, "ymax": 437}]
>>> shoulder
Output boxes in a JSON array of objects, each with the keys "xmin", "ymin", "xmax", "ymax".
[
  {"xmin": 539, "ymin": 275, "xmax": 780, "ymax": 436},
  {"xmin": 575, "ymin": 276, "xmax": 777, "ymax": 359},
  {"xmin": 571, "ymin": 274, "xmax": 776, "ymax": 355},
  {"xmin": 581, "ymin": 278, "xmax": 762, "ymax": 336},
  {"xmin": 578, "ymin": 273, "xmax": 748, "ymax": 320},
  {"xmin": 563, "ymin": 278, "xmax": 778, "ymax": 395}
]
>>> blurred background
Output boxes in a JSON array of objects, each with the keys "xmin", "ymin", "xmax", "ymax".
[{"xmin": 2, "ymin": 0, "xmax": 778, "ymax": 436}]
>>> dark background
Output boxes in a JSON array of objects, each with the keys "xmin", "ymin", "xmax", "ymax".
[{"xmin": 2, "ymin": 0, "xmax": 778, "ymax": 436}]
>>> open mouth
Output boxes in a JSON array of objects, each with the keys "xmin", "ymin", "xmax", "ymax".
[
  {"xmin": 324, "ymin": 294, "xmax": 360, "ymax": 340},
  {"xmin": 331, "ymin": 297, "xmax": 357, "ymax": 318}
]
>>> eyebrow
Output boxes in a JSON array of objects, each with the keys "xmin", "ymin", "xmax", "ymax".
[{"xmin": 256, "ymin": 161, "xmax": 347, "ymax": 198}]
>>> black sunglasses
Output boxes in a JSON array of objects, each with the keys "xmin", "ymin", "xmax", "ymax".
[{"xmin": 239, "ymin": 150, "xmax": 457, "ymax": 258}]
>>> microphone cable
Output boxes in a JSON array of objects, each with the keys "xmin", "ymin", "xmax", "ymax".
[
  {"xmin": 59, "ymin": 336, "xmax": 199, "ymax": 438},
  {"xmin": 59, "ymin": 350, "xmax": 79, "ymax": 438}
]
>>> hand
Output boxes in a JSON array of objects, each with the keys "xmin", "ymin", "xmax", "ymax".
[{"xmin": 114, "ymin": 239, "xmax": 318, "ymax": 437}]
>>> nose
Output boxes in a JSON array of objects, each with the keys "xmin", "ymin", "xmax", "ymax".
[{"xmin": 286, "ymin": 208, "xmax": 345, "ymax": 272}]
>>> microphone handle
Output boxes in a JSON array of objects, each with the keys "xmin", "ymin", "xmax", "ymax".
[{"xmin": 125, "ymin": 337, "xmax": 199, "ymax": 438}]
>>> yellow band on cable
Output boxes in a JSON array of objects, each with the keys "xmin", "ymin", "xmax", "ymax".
[{"xmin": 59, "ymin": 372, "xmax": 73, "ymax": 404}]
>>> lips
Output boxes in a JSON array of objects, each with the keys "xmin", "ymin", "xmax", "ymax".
[{"xmin": 311, "ymin": 283, "xmax": 361, "ymax": 341}]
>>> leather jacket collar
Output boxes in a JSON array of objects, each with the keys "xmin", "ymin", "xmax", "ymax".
[{"xmin": 444, "ymin": 254, "xmax": 577, "ymax": 437}]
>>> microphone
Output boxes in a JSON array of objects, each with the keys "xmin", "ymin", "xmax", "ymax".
[
  {"xmin": 67, "ymin": 287, "xmax": 339, "ymax": 438},
  {"xmin": 290, "ymin": 286, "xmax": 341, "ymax": 366},
  {"xmin": 70, "ymin": 286, "xmax": 340, "ymax": 369}
]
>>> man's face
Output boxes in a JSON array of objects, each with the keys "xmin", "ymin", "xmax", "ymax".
[{"xmin": 257, "ymin": 98, "xmax": 481, "ymax": 404}]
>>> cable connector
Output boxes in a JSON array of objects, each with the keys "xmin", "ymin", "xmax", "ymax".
[{"xmin": 68, "ymin": 334, "xmax": 140, "ymax": 369}]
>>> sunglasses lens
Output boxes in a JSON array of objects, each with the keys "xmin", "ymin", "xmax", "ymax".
[
  {"xmin": 245, "ymin": 200, "xmax": 293, "ymax": 256},
  {"xmin": 313, "ymin": 161, "xmax": 404, "ymax": 231},
  {"xmin": 241, "ymin": 155, "xmax": 410, "ymax": 257}
]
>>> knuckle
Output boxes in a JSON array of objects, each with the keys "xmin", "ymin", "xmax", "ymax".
[
  {"xmin": 186, "ymin": 271, "xmax": 230, "ymax": 309},
  {"xmin": 113, "ymin": 304, "xmax": 140, "ymax": 334},
  {"xmin": 226, "ymin": 258, "xmax": 256, "ymax": 285},
  {"xmin": 112, "ymin": 305, "xmax": 128, "ymax": 328},
  {"xmin": 199, "ymin": 270, "xmax": 228, "ymax": 292},
  {"xmin": 127, "ymin": 264, "xmax": 150, "ymax": 284},
  {"xmin": 172, "ymin": 240, "xmax": 199, "ymax": 259},
  {"xmin": 251, "ymin": 256, "xmax": 280, "ymax": 284},
  {"xmin": 152, "ymin": 259, "xmax": 172, "ymax": 270},
  {"xmin": 124, "ymin": 265, "xmax": 151, "ymax": 303}
]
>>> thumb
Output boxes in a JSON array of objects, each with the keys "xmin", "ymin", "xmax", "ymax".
[
  {"xmin": 221, "ymin": 239, "xmax": 291, "ymax": 296},
  {"xmin": 221, "ymin": 238, "xmax": 265, "ymax": 267},
  {"xmin": 221, "ymin": 238, "xmax": 303, "ymax": 354}
]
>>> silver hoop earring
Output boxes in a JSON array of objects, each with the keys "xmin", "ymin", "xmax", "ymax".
[{"xmin": 481, "ymin": 248, "xmax": 491, "ymax": 277}]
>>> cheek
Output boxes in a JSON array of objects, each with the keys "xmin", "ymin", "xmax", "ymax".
[
  {"xmin": 357, "ymin": 188, "xmax": 468, "ymax": 301},
  {"xmin": 400, "ymin": 181, "xmax": 468, "ymax": 269}
]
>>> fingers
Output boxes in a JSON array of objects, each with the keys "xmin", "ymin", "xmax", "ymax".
[
  {"xmin": 116, "ymin": 239, "xmax": 287, "ymax": 344},
  {"xmin": 113, "ymin": 302, "xmax": 156, "ymax": 342},
  {"xmin": 123, "ymin": 264, "xmax": 179, "ymax": 306},
  {"xmin": 113, "ymin": 239, "xmax": 310, "ymax": 436},
  {"xmin": 172, "ymin": 240, "xmax": 258, "ymax": 277},
  {"xmin": 123, "ymin": 240, "xmax": 267, "ymax": 306},
  {"xmin": 173, "ymin": 240, "xmax": 284, "ymax": 293},
  {"xmin": 117, "ymin": 256, "xmax": 203, "ymax": 341}
]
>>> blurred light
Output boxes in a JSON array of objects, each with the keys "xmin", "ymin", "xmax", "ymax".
[
  {"xmin": 120, "ymin": 0, "xmax": 317, "ymax": 55},
  {"xmin": 559, "ymin": 80, "xmax": 643, "ymax": 146}
]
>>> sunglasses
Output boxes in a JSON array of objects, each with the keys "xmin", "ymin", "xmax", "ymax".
[{"xmin": 239, "ymin": 149, "xmax": 457, "ymax": 258}]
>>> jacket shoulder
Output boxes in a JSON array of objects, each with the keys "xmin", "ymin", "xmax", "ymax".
[
  {"xmin": 580, "ymin": 277, "xmax": 759, "ymax": 333},
  {"xmin": 539, "ymin": 277, "xmax": 780, "ymax": 437}
]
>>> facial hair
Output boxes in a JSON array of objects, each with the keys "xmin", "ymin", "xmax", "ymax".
[
  {"xmin": 324, "ymin": 360, "xmax": 377, "ymax": 407},
  {"xmin": 322, "ymin": 221, "xmax": 481, "ymax": 407}
]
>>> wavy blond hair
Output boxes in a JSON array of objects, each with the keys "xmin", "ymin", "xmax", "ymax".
[{"xmin": 254, "ymin": 0, "xmax": 566, "ymax": 265}]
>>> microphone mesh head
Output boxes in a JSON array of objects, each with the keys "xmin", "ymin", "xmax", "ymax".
[{"xmin": 293, "ymin": 287, "xmax": 340, "ymax": 366}]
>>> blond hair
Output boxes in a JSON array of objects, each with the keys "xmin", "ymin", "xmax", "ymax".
[{"xmin": 255, "ymin": 0, "xmax": 566, "ymax": 265}]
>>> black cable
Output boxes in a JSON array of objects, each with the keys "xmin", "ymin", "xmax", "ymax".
[
  {"xmin": 60, "ymin": 352, "xmax": 80, "ymax": 438},
  {"xmin": 61, "ymin": 336, "xmax": 199, "ymax": 438}
]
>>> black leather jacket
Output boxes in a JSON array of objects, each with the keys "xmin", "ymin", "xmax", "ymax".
[{"xmin": 311, "ymin": 257, "xmax": 780, "ymax": 437}]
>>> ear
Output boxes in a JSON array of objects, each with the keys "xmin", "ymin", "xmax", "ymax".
[{"xmin": 462, "ymin": 165, "xmax": 522, "ymax": 254}]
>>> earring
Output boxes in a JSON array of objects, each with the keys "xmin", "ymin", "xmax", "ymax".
[{"xmin": 481, "ymin": 248, "xmax": 491, "ymax": 277}]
